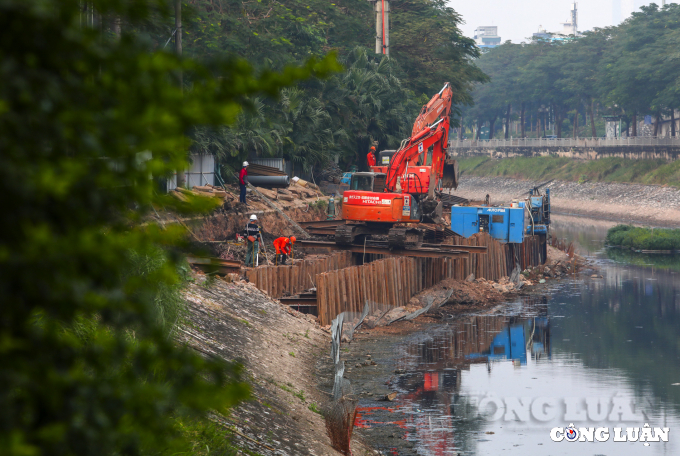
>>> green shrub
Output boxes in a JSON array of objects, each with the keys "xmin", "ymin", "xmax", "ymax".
[{"xmin": 606, "ymin": 225, "xmax": 680, "ymax": 250}]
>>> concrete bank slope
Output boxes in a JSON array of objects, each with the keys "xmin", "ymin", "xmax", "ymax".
[
  {"xmin": 179, "ymin": 278, "xmax": 373, "ymax": 456},
  {"xmin": 453, "ymin": 176, "xmax": 680, "ymax": 227}
]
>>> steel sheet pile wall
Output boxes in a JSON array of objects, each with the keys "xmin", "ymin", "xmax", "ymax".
[
  {"xmin": 449, "ymin": 233, "xmax": 508, "ymax": 281},
  {"xmin": 504, "ymin": 235, "xmax": 544, "ymax": 272},
  {"xmin": 245, "ymin": 251, "xmax": 352, "ymax": 298},
  {"xmin": 314, "ymin": 233, "xmax": 547, "ymax": 325},
  {"xmin": 316, "ymin": 255, "xmax": 474, "ymax": 326},
  {"xmin": 316, "ymin": 257, "xmax": 417, "ymax": 326}
]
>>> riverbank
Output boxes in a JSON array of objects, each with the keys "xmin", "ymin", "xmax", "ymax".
[
  {"xmin": 452, "ymin": 176, "xmax": 680, "ymax": 227},
  {"xmin": 315, "ymin": 247, "xmax": 594, "ymax": 454},
  {"xmin": 457, "ymin": 156, "xmax": 680, "ymax": 187}
]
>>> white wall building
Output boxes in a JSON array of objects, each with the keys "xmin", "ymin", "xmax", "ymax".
[{"xmin": 474, "ymin": 26, "xmax": 501, "ymax": 48}]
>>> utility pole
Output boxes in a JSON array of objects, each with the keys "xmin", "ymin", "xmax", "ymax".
[
  {"xmin": 369, "ymin": 0, "xmax": 389, "ymax": 55},
  {"xmin": 175, "ymin": 0, "xmax": 186, "ymax": 189},
  {"xmin": 175, "ymin": 0, "xmax": 182, "ymax": 84}
]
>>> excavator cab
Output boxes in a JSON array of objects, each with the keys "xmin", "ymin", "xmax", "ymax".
[
  {"xmin": 349, "ymin": 173, "xmax": 374, "ymax": 191},
  {"xmin": 350, "ymin": 172, "xmax": 387, "ymax": 193}
]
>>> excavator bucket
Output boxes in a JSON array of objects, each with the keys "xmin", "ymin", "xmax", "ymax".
[
  {"xmin": 421, "ymin": 199, "xmax": 445, "ymax": 224},
  {"xmin": 441, "ymin": 159, "xmax": 459, "ymax": 189}
]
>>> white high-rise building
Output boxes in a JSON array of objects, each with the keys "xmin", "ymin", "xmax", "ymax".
[{"xmin": 557, "ymin": 2, "xmax": 579, "ymax": 36}]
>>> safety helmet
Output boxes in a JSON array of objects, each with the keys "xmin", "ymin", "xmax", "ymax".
[
  {"xmin": 250, "ymin": 214, "xmax": 257, "ymax": 221},
  {"xmin": 243, "ymin": 161, "xmax": 249, "ymax": 167},
  {"xmin": 290, "ymin": 236, "xmax": 296, "ymax": 244}
]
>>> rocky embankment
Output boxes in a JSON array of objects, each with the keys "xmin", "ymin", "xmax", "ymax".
[
  {"xmin": 453, "ymin": 176, "xmax": 680, "ymax": 227},
  {"xmin": 180, "ymin": 277, "xmax": 375, "ymax": 456}
]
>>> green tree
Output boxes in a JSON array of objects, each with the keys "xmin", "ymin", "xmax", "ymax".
[{"xmin": 0, "ymin": 1, "xmax": 339, "ymax": 455}]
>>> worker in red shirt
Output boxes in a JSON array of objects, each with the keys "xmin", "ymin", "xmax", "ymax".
[
  {"xmin": 367, "ymin": 146, "xmax": 377, "ymax": 168},
  {"xmin": 239, "ymin": 161, "xmax": 249, "ymax": 204},
  {"xmin": 273, "ymin": 236, "xmax": 296, "ymax": 265}
]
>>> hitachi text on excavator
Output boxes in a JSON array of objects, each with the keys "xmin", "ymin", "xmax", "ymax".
[{"xmin": 337, "ymin": 83, "xmax": 460, "ymax": 248}]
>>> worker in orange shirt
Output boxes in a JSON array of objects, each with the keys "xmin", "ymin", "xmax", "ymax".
[
  {"xmin": 273, "ymin": 236, "xmax": 296, "ymax": 265},
  {"xmin": 367, "ymin": 146, "xmax": 377, "ymax": 168}
]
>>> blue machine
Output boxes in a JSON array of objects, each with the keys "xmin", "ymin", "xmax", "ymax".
[
  {"xmin": 526, "ymin": 187, "xmax": 551, "ymax": 236},
  {"xmin": 450, "ymin": 206, "xmax": 525, "ymax": 244},
  {"xmin": 339, "ymin": 172, "xmax": 354, "ymax": 186},
  {"xmin": 466, "ymin": 317, "xmax": 552, "ymax": 366}
]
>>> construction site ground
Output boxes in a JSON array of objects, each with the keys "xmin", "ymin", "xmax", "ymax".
[{"xmin": 157, "ymin": 184, "xmax": 332, "ymax": 263}]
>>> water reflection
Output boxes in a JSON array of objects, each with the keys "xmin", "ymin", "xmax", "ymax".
[
  {"xmin": 356, "ymin": 215, "xmax": 680, "ymax": 455},
  {"xmin": 388, "ymin": 301, "xmax": 552, "ymax": 455}
]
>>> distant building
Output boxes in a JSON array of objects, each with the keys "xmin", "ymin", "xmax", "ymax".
[
  {"xmin": 474, "ymin": 26, "xmax": 501, "ymax": 48},
  {"xmin": 533, "ymin": 25, "xmax": 551, "ymax": 40},
  {"xmin": 558, "ymin": 2, "xmax": 578, "ymax": 36},
  {"xmin": 534, "ymin": 2, "xmax": 580, "ymax": 41}
]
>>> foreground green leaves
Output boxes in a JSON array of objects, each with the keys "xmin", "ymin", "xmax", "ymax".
[{"xmin": 0, "ymin": 1, "xmax": 336, "ymax": 455}]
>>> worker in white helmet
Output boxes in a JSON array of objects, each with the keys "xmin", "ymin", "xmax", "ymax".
[
  {"xmin": 239, "ymin": 161, "xmax": 249, "ymax": 205},
  {"xmin": 245, "ymin": 214, "xmax": 262, "ymax": 267}
]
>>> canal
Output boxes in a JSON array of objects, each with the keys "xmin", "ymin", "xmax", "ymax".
[{"xmin": 349, "ymin": 215, "xmax": 680, "ymax": 455}]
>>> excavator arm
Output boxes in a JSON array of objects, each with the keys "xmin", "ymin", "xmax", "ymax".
[
  {"xmin": 385, "ymin": 116, "xmax": 450, "ymax": 192},
  {"xmin": 411, "ymin": 82, "xmax": 453, "ymax": 137}
]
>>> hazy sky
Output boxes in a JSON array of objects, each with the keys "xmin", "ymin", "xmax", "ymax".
[{"xmin": 447, "ymin": 0, "xmax": 675, "ymax": 44}]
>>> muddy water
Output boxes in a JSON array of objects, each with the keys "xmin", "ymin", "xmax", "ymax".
[{"xmin": 350, "ymin": 215, "xmax": 680, "ymax": 455}]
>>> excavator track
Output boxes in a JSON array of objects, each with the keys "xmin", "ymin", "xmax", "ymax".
[
  {"xmin": 388, "ymin": 227, "xmax": 423, "ymax": 249},
  {"xmin": 335, "ymin": 224, "xmax": 357, "ymax": 245}
]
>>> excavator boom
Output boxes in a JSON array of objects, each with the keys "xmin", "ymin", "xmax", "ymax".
[
  {"xmin": 385, "ymin": 117, "xmax": 449, "ymax": 193},
  {"xmin": 411, "ymin": 83, "xmax": 453, "ymax": 137}
]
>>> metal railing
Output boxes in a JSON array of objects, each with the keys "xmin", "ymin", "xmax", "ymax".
[{"xmin": 449, "ymin": 137, "xmax": 680, "ymax": 148}]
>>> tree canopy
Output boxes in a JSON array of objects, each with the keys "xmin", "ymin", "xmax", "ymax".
[
  {"xmin": 180, "ymin": 0, "xmax": 486, "ymax": 172},
  {"xmin": 463, "ymin": 3, "xmax": 680, "ymax": 139}
]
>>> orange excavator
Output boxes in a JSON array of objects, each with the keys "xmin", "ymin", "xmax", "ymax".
[{"xmin": 336, "ymin": 83, "xmax": 460, "ymax": 247}]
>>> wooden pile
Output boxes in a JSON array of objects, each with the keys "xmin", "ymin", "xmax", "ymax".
[
  {"xmin": 253, "ymin": 186, "xmax": 317, "ymax": 202},
  {"xmin": 245, "ymin": 251, "xmax": 352, "ymax": 299},
  {"xmin": 170, "ymin": 185, "xmax": 231, "ymax": 202}
]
